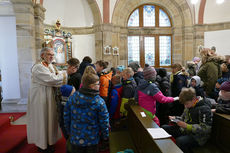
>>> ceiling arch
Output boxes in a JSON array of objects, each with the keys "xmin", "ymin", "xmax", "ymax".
[
  {"xmin": 86, "ymin": 0, "xmax": 102, "ymax": 25},
  {"xmin": 112, "ymin": 0, "xmax": 193, "ymax": 27}
]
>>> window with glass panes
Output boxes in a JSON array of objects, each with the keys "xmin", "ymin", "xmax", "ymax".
[{"xmin": 127, "ymin": 5, "xmax": 172, "ymax": 68}]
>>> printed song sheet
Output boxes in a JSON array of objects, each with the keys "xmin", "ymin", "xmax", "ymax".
[{"xmin": 147, "ymin": 128, "xmax": 172, "ymax": 139}]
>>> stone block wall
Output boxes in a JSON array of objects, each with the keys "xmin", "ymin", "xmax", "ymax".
[{"xmin": 11, "ymin": 0, "xmax": 45, "ymax": 100}]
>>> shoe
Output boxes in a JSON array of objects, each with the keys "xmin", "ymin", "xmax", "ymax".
[
  {"xmin": 37, "ymin": 147, "xmax": 49, "ymax": 153},
  {"xmin": 48, "ymin": 145, "xmax": 55, "ymax": 153}
]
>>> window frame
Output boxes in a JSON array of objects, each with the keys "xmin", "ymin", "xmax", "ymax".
[{"xmin": 127, "ymin": 4, "xmax": 173, "ymax": 68}]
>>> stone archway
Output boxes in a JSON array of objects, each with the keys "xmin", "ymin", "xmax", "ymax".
[
  {"xmin": 87, "ymin": 0, "xmax": 102, "ymax": 25},
  {"xmin": 111, "ymin": 0, "xmax": 194, "ymax": 66}
]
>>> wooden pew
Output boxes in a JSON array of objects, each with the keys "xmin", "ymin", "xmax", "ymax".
[
  {"xmin": 127, "ymin": 105, "xmax": 183, "ymax": 153},
  {"xmin": 211, "ymin": 113, "xmax": 230, "ymax": 153},
  {"xmin": 110, "ymin": 102, "xmax": 230, "ymax": 153},
  {"xmin": 192, "ymin": 113, "xmax": 230, "ymax": 153}
]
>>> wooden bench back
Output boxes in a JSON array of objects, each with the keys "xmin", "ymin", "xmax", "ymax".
[
  {"xmin": 127, "ymin": 105, "xmax": 183, "ymax": 153},
  {"xmin": 212, "ymin": 113, "xmax": 230, "ymax": 153}
]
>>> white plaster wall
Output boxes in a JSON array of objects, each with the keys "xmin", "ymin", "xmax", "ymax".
[
  {"xmin": 44, "ymin": 0, "xmax": 94, "ymax": 27},
  {"xmin": 110, "ymin": 0, "xmax": 117, "ymax": 23},
  {"xmin": 204, "ymin": 30, "xmax": 230, "ymax": 56},
  {"xmin": 72, "ymin": 34, "xmax": 96, "ymax": 63},
  {"xmin": 0, "ymin": 16, "xmax": 21, "ymax": 100},
  {"xmin": 96, "ymin": 0, "xmax": 103, "ymax": 21},
  {"xmin": 204, "ymin": 0, "xmax": 230, "ymax": 24}
]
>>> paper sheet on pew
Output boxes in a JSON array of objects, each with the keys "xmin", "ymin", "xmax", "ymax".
[
  {"xmin": 140, "ymin": 112, "xmax": 146, "ymax": 117},
  {"xmin": 147, "ymin": 128, "xmax": 172, "ymax": 139}
]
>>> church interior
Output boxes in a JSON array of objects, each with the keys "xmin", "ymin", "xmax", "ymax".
[{"xmin": 0, "ymin": 0, "xmax": 230, "ymax": 153}]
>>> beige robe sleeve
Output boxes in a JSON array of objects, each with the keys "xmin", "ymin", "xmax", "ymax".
[{"xmin": 32, "ymin": 63, "xmax": 67, "ymax": 87}]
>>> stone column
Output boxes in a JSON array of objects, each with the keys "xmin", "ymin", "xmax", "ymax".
[
  {"xmin": 173, "ymin": 27, "xmax": 183, "ymax": 64},
  {"xmin": 12, "ymin": 0, "xmax": 36, "ymax": 103},
  {"xmin": 94, "ymin": 25, "xmax": 103, "ymax": 62},
  {"xmin": 34, "ymin": 4, "xmax": 45, "ymax": 61},
  {"xmin": 194, "ymin": 25, "xmax": 205, "ymax": 57},
  {"xmin": 119, "ymin": 27, "xmax": 128, "ymax": 67},
  {"xmin": 183, "ymin": 26, "xmax": 194, "ymax": 65}
]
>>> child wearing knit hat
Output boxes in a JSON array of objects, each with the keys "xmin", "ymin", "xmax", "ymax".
[
  {"xmin": 143, "ymin": 66, "xmax": 157, "ymax": 82},
  {"xmin": 57, "ymin": 85, "xmax": 76, "ymax": 153},
  {"xmin": 212, "ymin": 78, "xmax": 228, "ymax": 100},
  {"xmin": 116, "ymin": 65, "xmax": 125, "ymax": 76},
  {"xmin": 135, "ymin": 66, "xmax": 179, "ymax": 126},
  {"xmin": 212, "ymin": 81, "xmax": 230, "ymax": 114},
  {"xmin": 60, "ymin": 85, "xmax": 75, "ymax": 97}
]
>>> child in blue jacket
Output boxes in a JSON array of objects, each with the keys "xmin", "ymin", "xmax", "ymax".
[{"xmin": 64, "ymin": 66, "xmax": 109, "ymax": 153}]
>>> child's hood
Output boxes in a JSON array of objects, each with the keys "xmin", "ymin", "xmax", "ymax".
[{"xmin": 191, "ymin": 76, "xmax": 201, "ymax": 87}]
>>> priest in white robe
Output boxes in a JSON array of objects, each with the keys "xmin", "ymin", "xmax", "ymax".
[{"xmin": 27, "ymin": 47, "xmax": 67, "ymax": 152}]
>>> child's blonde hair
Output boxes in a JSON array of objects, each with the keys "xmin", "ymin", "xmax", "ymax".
[
  {"xmin": 83, "ymin": 66, "xmax": 96, "ymax": 75},
  {"xmin": 122, "ymin": 67, "xmax": 134, "ymax": 77},
  {"xmin": 171, "ymin": 63, "xmax": 182, "ymax": 70},
  {"xmin": 81, "ymin": 66, "xmax": 99, "ymax": 88},
  {"xmin": 179, "ymin": 87, "xmax": 196, "ymax": 104}
]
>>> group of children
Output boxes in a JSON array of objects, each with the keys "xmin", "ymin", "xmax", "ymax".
[{"xmin": 57, "ymin": 52, "xmax": 230, "ymax": 153}]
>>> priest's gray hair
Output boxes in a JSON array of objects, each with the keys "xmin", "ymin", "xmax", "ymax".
[{"xmin": 40, "ymin": 47, "xmax": 53, "ymax": 58}]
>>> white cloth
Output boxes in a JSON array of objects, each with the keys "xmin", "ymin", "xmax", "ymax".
[
  {"xmin": 173, "ymin": 97, "xmax": 179, "ymax": 101},
  {"xmin": 27, "ymin": 63, "xmax": 67, "ymax": 149},
  {"xmin": 55, "ymin": 52, "xmax": 65, "ymax": 64}
]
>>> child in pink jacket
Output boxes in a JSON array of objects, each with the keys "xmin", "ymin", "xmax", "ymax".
[{"xmin": 135, "ymin": 66, "xmax": 178, "ymax": 126}]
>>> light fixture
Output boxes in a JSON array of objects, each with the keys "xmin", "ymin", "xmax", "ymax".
[
  {"xmin": 216, "ymin": 0, "xmax": 224, "ymax": 4},
  {"xmin": 191, "ymin": 0, "xmax": 199, "ymax": 4}
]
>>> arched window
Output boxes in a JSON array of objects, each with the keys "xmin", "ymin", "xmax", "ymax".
[{"xmin": 127, "ymin": 4, "xmax": 172, "ymax": 68}]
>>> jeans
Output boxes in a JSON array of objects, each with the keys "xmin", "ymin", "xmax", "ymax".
[
  {"xmin": 162, "ymin": 125, "xmax": 199, "ymax": 153},
  {"xmin": 71, "ymin": 144, "xmax": 98, "ymax": 153}
]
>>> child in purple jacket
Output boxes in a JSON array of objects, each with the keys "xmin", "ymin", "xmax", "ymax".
[{"xmin": 135, "ymin": 66, "xmax": 178, "ymax": 126}]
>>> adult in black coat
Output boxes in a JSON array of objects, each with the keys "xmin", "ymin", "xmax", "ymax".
[
  {"xmin": 128, "ymin": 61, "xmax": 144, "ymax": 86},
  {"xmin": 78, "ymin": 56, "xmax": 95, "ymax": 76},
  {"xmin": 170, "ymin": 64, "xmax": 189, "ymax": 116},
  {"xmin": 155, "ymin": 68, "xmax": 171, "ymax": 125},
  {"xmin": 67, "ymin": 58, "xmax": 81, "ymax": 91}
]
